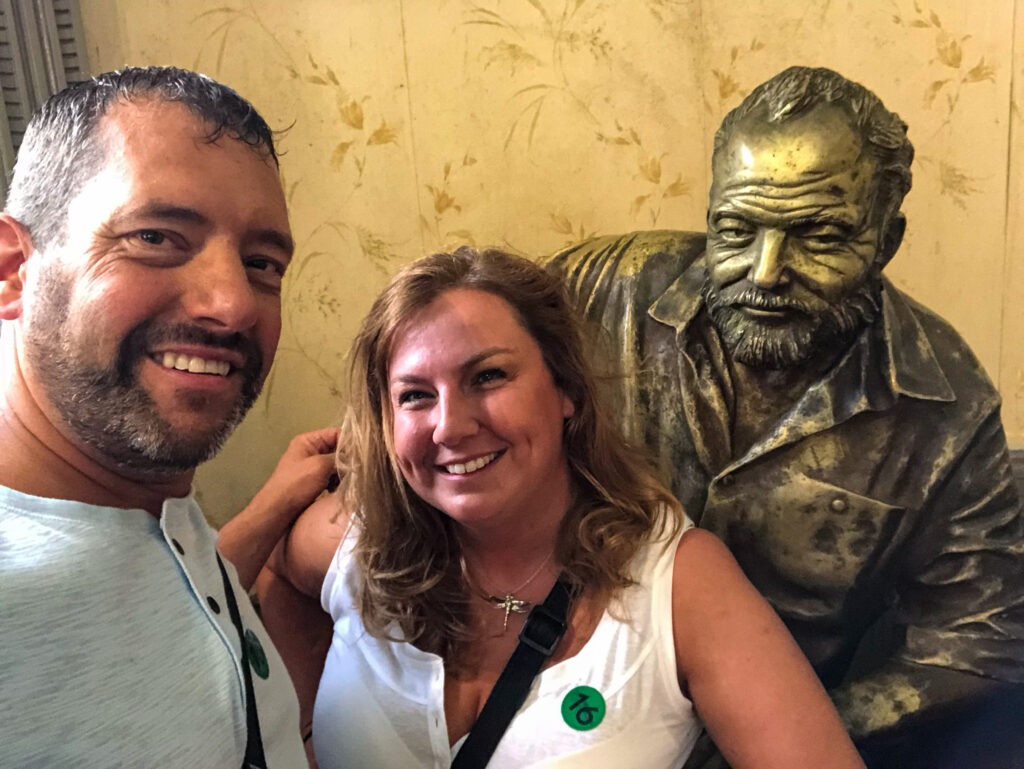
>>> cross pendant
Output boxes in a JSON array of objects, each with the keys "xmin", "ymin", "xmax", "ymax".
[{"xmin": 495, "ymin": 594, "xmax": 528, "ymax": 630}]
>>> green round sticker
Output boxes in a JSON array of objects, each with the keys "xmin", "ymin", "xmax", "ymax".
[
  {"xmin": 245, "ymin": 629, "xmax": 270, "ymax": 679},
  {"xmin": 561, "ymin": 686, "xmax": 606, "ymax": 731}
]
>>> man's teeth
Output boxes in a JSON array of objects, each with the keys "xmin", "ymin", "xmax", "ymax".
[
  {"xmin": 444, "ymin": 452, "xmax": 498, "ymax": 475},
  {"xmin": 158, "ymin": 352, "xmax": 230, "ymax": 376}
]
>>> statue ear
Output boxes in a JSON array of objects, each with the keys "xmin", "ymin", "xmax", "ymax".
[
  {"xmin": 0, "ymin": 215, "xmax": 33, "ymax": 321},
  {"xmin": 876, "ymin": 212, "xmax": 906, "ymax": 270}
]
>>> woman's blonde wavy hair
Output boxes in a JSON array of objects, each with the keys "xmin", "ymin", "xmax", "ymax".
[{"xmin": 339, "ymin": 247, "xmax": 681, "ymax": 667}]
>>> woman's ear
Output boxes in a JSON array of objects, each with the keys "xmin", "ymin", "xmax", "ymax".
[
  {"xmin": 561, "ymin": 393, "xmax": 575, "ymax": 420},
  {"xmin": 0, "ymin": 215, "xmax": 33, "ymax": 321}
]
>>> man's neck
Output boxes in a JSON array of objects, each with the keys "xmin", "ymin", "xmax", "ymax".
[
  {"xmin": 0, "ymin": 365, "xmax": 193, "ymax": 517},
  {"xmin": 727, "ymin": 355, "xmax": 834, "ymax": 460}
]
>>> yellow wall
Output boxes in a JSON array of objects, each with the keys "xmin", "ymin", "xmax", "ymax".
[{"xmin": 79, "ymin": 0, "xmax": 1024, "ymax": 525}]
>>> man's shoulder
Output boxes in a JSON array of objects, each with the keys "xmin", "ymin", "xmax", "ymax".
[
  {"xmin": 886, "ymin": 283, "xmax": 1001, "ymax": 409},
  {"xmin": 544, "ymin": 230, "xmax": 706, "ymax": 306}
]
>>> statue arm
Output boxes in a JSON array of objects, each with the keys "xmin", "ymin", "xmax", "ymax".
[
  {"xmin": 544, "ymin": 230, "xmax": 706, "ymax": 449},
  {"xmin": 543, "ymin": 229, "xmax": 704, "ymax": 325},
  {"xmin": 832, "ymin": 408, "xmax": 1024, "ymax": 762}
]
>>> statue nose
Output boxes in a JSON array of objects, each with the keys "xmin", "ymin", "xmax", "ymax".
[{"xmin": 750, "ymin": 229, "xmax": 787, "ymax": 288}]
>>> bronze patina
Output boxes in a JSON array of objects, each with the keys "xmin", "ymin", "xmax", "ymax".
[{"xmin": 547, "ymin": 67, "xmax": 1024, "ymax": 768}]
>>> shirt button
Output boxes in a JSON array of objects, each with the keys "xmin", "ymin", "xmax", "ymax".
[
  {"xmin": 172, "ymin": 539, "xmax": 185, "ymax": 555},
  {"xmin": 830, "ymin": 497, "xmax": 848, "ymax": 513},
  {"xmin": 207, "ymin": 596, "xmax": 221, "ymax": 614}
]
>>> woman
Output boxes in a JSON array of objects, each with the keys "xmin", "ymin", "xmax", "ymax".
[{"xmin": 257, "ymin": 247, "xmax": 865, "ymax": 768}]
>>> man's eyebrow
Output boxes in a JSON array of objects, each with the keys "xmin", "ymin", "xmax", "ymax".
[
  {"xmin": 108, "ymin": 202, "xmax": 294, "ymax": 255},
  {"xmin": 788, "ymin": 214, "xmax": 858, "ymax": 229},
  {"xmin": 252, "ymin": 228, "xmax": 295, "ymax": 257},
  {"xmin": 710, "ymin": 209, "xmax": 857, "ymax": 229},
  {"xmin": 110, "ymin": 202, "xmax": 208, "ymax": 227}
]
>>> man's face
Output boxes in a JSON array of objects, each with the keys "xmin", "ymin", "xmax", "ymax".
[
  {"xmin": 704, "ymin": 105, "xmax": 892, "ymax": 369},
  {"xmin": 18, "ymin": 100, "xmax": 293, "ymax": 476}
]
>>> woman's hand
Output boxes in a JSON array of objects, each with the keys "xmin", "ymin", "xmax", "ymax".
[{"xmin": 218, "ymin": 426, "xmax": 339, "ymax": 590}]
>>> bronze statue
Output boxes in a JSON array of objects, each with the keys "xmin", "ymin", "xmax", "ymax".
[{"xmin": 546, "ymin": 66, "xmax": 1024, "ymax": 768}]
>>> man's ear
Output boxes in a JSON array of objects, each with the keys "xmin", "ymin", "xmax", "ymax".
[
  {"xmin": 0, "ymin": 214, "xmax": 34, "ymax": 321},
  {"xmin": 876, "ymin": 212, "xmax": 906, "ymax": 271}
]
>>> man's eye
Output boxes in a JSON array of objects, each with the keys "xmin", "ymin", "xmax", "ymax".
[
  {"xmin": 133, "ymin": 230, "xmax": 167, "ymax": 245},
  {"xmin": 246, "ymin": 257, "xmax": 286, "ymax": 276},
  {"xmin": 714, "ymin": 222, "xmax": 754, "ymax": 244},
  {"xmin": 245, "ymin": 256, "xmax": 287, "ymax": 290},
  {"xmin": 799, "ymin": 227, "xmax": 850, "ymax": 249}
]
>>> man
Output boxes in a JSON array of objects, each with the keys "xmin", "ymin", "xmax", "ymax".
[
  {"xmin": 547, "ymin": 66, "xmax": 1024, "ymax": 767},
  {"xmin": 0, "ymin": 67, "xmax": 334, "ymax": 767}
]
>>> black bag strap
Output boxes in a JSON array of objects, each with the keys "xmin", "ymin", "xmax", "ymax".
[
  {"xmin": 217, "ymin": 553, "xmax": 268, "ymax": 769},
  {"xmin": 451, "ymin": 576, "xmax": 572, "ymax": 769}
]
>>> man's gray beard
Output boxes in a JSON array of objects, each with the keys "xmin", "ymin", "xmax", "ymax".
[
  {"xmin": 24, "ymin": 265, "xmax": 264, "ymax": 476},
  {"xmin": 702, "ymin": 277, "xmax": 882, "ymax": 370}
]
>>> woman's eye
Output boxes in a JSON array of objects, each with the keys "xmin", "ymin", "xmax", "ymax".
[
  {"xmin": 397, "ymin": 390, "xmax": 430, "ymax": 406},
  {"xmin": 474, "ymin": 368, "xmax": 506, "ymax": 386}
]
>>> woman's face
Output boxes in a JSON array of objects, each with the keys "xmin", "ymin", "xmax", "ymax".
[{"xmin": 387, "ymin": 288, "xmax": 575, "ymax": 532}]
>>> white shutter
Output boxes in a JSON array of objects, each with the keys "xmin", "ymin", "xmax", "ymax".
[{"xmin": 0, "ymin": 0, "xmax": 89, "ymax": 207}]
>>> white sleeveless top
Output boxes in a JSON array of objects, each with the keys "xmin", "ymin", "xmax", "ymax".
[{"xmin": 313, "ymin": 515, "xmax": 702, "ymax": 768}]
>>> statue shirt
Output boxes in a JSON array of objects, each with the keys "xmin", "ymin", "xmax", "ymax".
[{"xmin": 546, "ymin": 229, "xmax": 1024, "ymax": 699}]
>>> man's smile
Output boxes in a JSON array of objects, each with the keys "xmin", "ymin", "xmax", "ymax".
[{"xmin": 155, "ymin": 352, "xmax": 231, "ymax": 376}]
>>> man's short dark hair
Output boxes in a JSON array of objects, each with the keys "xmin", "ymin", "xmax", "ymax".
[
  {"xmin": 713, "ymin": 66, "xmax": 914, "ymax": 223},
  {"xmin": 6, "ymin": 66, "xmax": 279, "ymax": 250}
]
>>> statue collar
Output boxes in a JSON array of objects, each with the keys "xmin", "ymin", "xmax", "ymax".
[{"xmin": 647, "ymin": 255, "xmax": 954, "ymax": 404}]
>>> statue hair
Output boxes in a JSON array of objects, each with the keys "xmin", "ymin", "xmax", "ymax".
[
  {"xmin": 339, "ymin": 246, "xmax": 682, "ymax": 667},
  {"xmin": 714, "ymin": 66, "xmax": 914, "ymax": 224},
  {"xmin": 6, "ymin": 66, "xmax": 278, "ymax": 251}
]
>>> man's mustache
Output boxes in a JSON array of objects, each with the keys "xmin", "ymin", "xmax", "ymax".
[
  {"xmin": 116, "ymin": 322, "xmax": 263, "ymax": 384},
  {"xmin": 719, "ymin": 284, "xmax": 818, "ymax": 316}
]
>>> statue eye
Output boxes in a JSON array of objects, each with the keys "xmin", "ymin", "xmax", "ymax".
[
  {"xmin": 714, "ymin": 219, "xmax": 755, "ymax": 245},
  {"xmin": 798, "ymin": 225, "xmax": 851, "ymax": 249}
]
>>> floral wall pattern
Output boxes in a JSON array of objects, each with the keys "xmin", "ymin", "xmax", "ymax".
[{"xmin": 79, "ymin": 0, "xmax": 1024, "ymax": 525}]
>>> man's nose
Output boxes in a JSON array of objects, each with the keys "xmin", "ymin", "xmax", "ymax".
[
  {"xmin": 750, "ymin": 229, "xmax": 788, "ymax": 288},
  {"xmin": 433, "ymin": 392, "xmax": 479, "ymax": 446},
  {"xmin": 180, "ymin": 244, "xmax": 259, "ymax": 331}
]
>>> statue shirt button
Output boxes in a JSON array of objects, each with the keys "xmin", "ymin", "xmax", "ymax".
[
  {"xmin": 719, "ymin": 476, "xmax": 734, "ymax": 488},
  {"xmin": 830, "ymin": 497, "xmax": 848, "ymax": 513}
]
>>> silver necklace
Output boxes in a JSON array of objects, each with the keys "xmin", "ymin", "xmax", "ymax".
[{"xmin": 460, "ymin": 551, "xmax": 554, "ymax": 631}]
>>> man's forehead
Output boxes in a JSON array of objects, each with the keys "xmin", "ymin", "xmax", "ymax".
[
  {"xmin": 715, "ymin": 104, "xmax": 871, "ymax": 183},
  {"xmin": 64, "ymin": 98, "xmax": 289, "ymax": 241}
]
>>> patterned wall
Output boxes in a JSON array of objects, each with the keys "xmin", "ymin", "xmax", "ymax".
[{"xmin": 79, "ymin": 0, "xmax": 1024, "ymax": 524}]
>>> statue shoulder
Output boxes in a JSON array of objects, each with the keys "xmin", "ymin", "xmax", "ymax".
[
  {"xmin": 544, "ymin": 229, "xmax": 706, "ymax": 308},
  {"xmin": 888, "ymin": 283, "xmax": 1002, "ymax": 410}
]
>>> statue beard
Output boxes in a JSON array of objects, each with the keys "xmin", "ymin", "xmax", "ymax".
[{"xmin": 702, "ymin": 276, "xmax": 882, "ymax": 370}]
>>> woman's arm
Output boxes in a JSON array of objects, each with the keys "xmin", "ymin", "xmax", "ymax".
[
  {"xmin": 257, "ymin": 490, "xmax": 351, "ymax": 731},
  {"xmin": 218, "ymin": 427, "xmax": 339, "ymax": 590},
  {"xmin": 673, "ymin": 529, "xmax": 865, "ymax": 769}
]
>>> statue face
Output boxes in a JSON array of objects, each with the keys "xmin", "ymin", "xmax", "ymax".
[{"xmin": 704, "ymin": 105, "xmax": 887, "ymax": 369}]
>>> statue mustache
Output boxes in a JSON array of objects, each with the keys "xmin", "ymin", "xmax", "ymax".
[{"xmin": 721, "ymin": 285, "xmax": 818, "ymax": 316}]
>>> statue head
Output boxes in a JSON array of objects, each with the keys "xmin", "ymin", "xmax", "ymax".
[{"xmin": 703, "ymin": 66, "xmax": 914, "ymax": 369}]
